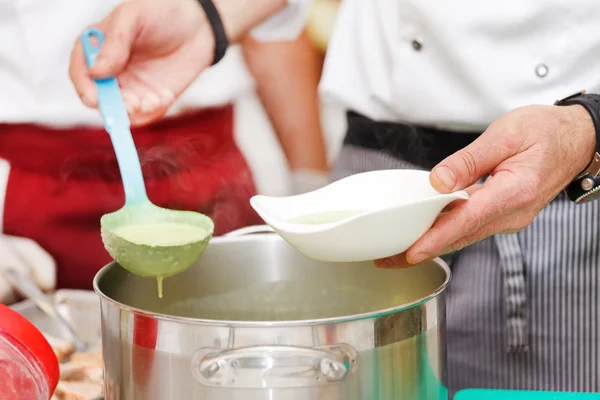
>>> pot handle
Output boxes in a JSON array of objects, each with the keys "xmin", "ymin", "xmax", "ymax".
[
  {"xmin": 191, "ymin": 344, "xmax": 358, "ymax": 389},
  {"xmin": 222, "ymin": 225, "xmax": 274, "ymax": 238}
]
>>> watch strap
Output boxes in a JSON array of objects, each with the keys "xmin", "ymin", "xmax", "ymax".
[
  {"xmin": 197, "ymin": 0, "xmax": 229, "ymax": 65},
  {"xmin": 566, "ymin": 173, "xmax": 600, "ymax": 204},
  {"xmin": 555, "ymin": 91, "xmax": 600, "ymax": 204}
]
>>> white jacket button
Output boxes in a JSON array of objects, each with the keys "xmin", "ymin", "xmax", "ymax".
[{"xmin": 535, "ymin": 63, "xmax": 549, "ymax": 78}]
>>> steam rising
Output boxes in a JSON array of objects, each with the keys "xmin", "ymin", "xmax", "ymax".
[{"xmin": 60, "ymin": 130, "xmax": 260, "ymax": 235}]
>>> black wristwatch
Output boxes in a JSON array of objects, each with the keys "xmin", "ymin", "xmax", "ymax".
[{"xmin": 554, "ymin": 91, "xmax": 600, "ymax": 204}]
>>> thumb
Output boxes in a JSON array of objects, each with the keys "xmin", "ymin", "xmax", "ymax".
[
  {"xmin": 430, "ymin": 132, "xmax": 516, "ymax": 193},
  {"xmin": 90, "ymin": 4, "xmax": 139, "ymax": 78}
]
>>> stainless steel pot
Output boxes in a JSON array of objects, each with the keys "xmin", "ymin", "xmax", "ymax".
[{"xmin": 94, "ymin": 227, "xmax": 450, "ymax": 400}]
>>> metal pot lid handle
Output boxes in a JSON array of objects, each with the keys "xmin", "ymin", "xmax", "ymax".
[
  {"xmin": 191, "ymin": 344, "xmax": 359, "ymax": 389},
  {"xmin": 222, "ymin": 225, "xmax": 274, "ymax": 238}
]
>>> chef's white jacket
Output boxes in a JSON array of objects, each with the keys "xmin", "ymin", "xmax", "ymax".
[{"xmin": 318, "ymin": 0, "xmax": 600, "ymax": 132}]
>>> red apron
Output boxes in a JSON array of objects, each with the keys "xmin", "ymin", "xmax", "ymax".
[{"xmin": 0, "ymin": 106, "xmax": 261, "ymax": 289}]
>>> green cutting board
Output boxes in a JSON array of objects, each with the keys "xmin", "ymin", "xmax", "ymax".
[{"xmin": 456, "ymin": 390, "xmax": 600, "ymax": 400}]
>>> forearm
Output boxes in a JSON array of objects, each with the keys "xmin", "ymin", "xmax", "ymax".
[
  {"xmin": 242, "ymin": 31, "xmax": 328, "ymax": 172},
  {"xmin": 214, "ymin": 0, "xmax": 288, "ymax": 42}
]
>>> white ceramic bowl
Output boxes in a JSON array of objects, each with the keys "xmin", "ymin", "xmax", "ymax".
[{"xmin": 250, "ymin": 170, "xmax": 469, "ymax": 262}]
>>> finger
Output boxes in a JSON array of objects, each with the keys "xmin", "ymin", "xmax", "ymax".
[
  {"xmin": 69, "ymin": 36, "xmax": 99, "ymax": 108},
  {"xmin": 374, "ymin": 253, "xmax": 411, "ymax": 269},
  {"xmin": 119, "ymin": 77, "xmax": 174, "ymax": 125},
  {"xmin": 139, "ymin": 92, "xmax": 162, "ymax": 114},
  {"xmin": 124, "ymin": 90, "xmax": 170, "ymax": 126},
  {"xmin": 430, "ymin": 129, "xmax": 521, "ymax": 193},
  {"xmin": 401, "ymin": 221, "xmax": 512, "ymax": 268},
  {"xmin": 406, "ymin": 170, "xmax": 521, "ymax": 264},
  {"xmin": 129, "ymin": 108, "xmax": 169, "ymax": 127},
  {"xmin": 121, "ymin": 91, "xmax": 140, "ymax": 114},
  {"xmin": 90, "ymin": 3, "xmax": 140, "ymax": 79},
  {"xmin": 444, "ymin": 218, "xmax": 521, "ymax": 254},
  {"xmin": 441, "ymin": 183, "xmax": 482, "ymax": 213}
]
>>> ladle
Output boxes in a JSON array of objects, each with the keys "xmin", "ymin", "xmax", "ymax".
[{"xmin": 81, "ymin": 29, "xmax": 213, "ymax": 295}]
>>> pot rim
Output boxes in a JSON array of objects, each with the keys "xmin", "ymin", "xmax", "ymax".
[{"xmin": 93, "ymin": 234, "xmax": 452, "ymax": 327}]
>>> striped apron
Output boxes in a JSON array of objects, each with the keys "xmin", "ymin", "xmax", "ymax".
[{"xmin": 334, "ymin": 112, "xmax": 600, "ymax": 397}]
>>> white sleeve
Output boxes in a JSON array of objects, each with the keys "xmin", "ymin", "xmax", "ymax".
[{"xmin": 250, "ymin": 0, "xmax": 313, "ymax": 41}]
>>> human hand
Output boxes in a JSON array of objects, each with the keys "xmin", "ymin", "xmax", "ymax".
[
  {"xmin": 70, "ymin": 0, "xmax": 289, "ymax": 126},
  {"xmin": 69, "ymin": 0, "xmax": 214, "ymax": 126},
  {"xmin": 0, "ymin": 235, "xmax": 56, "ymax": 304},
  {"xmin": 376, "ymin": 104, "xmax": 596, "ymax": 268},
  {"xmin": 290, "ymin": 169, "xmax": 330, "ymax": 195}
]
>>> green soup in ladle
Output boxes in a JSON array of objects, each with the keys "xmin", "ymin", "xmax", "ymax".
[{"xmin": 82, "ymin": 29, "xmax": 214, "ymax": 297}]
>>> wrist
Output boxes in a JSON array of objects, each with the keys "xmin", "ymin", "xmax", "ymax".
[
  {"xmin": 553, "ymin": 92, "xmax": 600, "ymax": 203},
  {"xmin": 196, "ymin": 0, "xmax": 229, "ymax": 65},
  {"xmin": 564, "ymin": 104, "xmax": 597, "ymax": 176}
]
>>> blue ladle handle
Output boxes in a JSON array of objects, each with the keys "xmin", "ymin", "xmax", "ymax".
[{"xmin": 81, "ymin": 28, "xmax": 149, "ymax": 206}]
